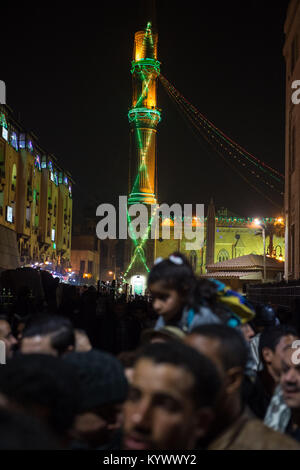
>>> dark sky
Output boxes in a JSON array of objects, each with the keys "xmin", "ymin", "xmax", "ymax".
[{"xmin": 2, "ymin": 1, "xmax": 290, "ymax": 219}]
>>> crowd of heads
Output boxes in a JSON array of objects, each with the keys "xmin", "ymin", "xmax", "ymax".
[{"xmin": 0, "ymin": 252, "xmax": 300, "ymax": 450}]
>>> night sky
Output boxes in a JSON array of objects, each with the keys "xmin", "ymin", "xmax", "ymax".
[{"xmin": 2, "ymin": 1, "xmax": 290, "ymax": 220}]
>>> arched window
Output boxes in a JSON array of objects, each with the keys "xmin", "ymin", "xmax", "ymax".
[
  {"xmin": 41, "ymin": 155, "xmax": 47, "ymax": 169},
  {"xmin": 217, "ymin": 249, "xmax": 229, "ymax": 263},
  {"xmin": 54, "ymin": 197, "xmax": 57, "ymax": 217},
  {"xmin": 189, "ymin": 250, "xmax": 197, "ymax": 270},
  {"xmin": 11, "ymin": 164, "xmax": 17, "ymax": 192}
]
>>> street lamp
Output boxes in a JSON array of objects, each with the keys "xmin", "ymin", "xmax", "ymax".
[{"xmin": 253, "ymin": 218, "xmax": 266, "ymax": 283}]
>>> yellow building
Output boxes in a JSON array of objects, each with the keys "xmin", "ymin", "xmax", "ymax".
[
  {"xmin": 154, "ymin": 202, "xmax": 285, "ymax": 275},
  {"xmin": 0, "ymin": 104, "xmax": 73, "ymax": 271},
  {"xmin": 71, "ymin": 222, "xmax": 100, "ymax": 284}
]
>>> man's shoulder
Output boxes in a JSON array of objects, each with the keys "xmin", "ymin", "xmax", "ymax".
[
  {"xmin": 239, "ymin": 418, "xmax": 300, "ymax": 450},
  {"xmin": 209, "ymin": 411, "xmax": 300, "ymax": 450}
]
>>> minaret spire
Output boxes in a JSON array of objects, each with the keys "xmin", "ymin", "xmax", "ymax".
[
  {"xmin": 128, "ymin": 21, "xmax": 161, "ymax": 206},
  {"xmin": 124, "ymin": 19, "xmax": 161, "ymax": 281}
]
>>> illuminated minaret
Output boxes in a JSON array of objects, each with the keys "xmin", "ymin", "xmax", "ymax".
[
  {"xmin": 124, "ymin": 22, "xmax": 161, "ymax": 285},
  {"xmin": 128, "ymin": 22, "xmax": 161, "ymax": 206}
]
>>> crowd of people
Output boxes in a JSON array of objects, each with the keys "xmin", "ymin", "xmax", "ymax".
[{"xmin": 0, "ymin": 252, "xmax": 300, "ymax": 450}]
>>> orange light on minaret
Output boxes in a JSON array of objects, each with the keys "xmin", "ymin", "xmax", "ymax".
[{"xmin": 128, "ymin": 22, "xmax": 161, "ymax": 206}]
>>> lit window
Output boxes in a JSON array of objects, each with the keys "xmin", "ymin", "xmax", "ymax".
[
  {"xmin": 2, "ymin": 127, "xmax": 8, "ymax": 141},
  {"xmin": 27, "ymin": 140, "xmax": 34, "ymax": 153},
  {"xmin": 41, "ymin": 156, "xmax": 47, "ymax": 169},
  {"xmin": 34, "ymin": 155, "xmax": 41, "ymax": 171},
  {"xmin": 0, "ymin": 113, "xmax": 7, "ymax": 129},
  {"xmin": 10, "ymin": 132, "xmax": 18, "ymax": 151},
  {"xmin": 6, "ymin": 206, "xmax": 13, "ymax": 223},
  {"xmin": 19, "ymin": 134, "xmax": 26, "ymax": 149}
]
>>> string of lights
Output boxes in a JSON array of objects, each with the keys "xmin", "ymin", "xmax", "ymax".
[
  {"xmin": 166, "ymin": 84, "xmax": 283, "ymax": 196},
  {"xmin": 159, "ymin": 75, "xmax": 284, "ymax": 189},
  {"xmin": 161, "ymin": 79, "xmax": 282, "ymax": 209}
]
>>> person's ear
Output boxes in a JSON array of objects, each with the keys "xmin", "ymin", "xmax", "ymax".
[
  {"xmin": 194, "ymin": 407, "xmax": 215, "ymax": 440},
  {"xmin": 225, "ymin": 366, "xmax": 243, "ymax": 395},
  {"xmin": 262, "ymin": 347, "xmax": 273, "ymax": 365}
]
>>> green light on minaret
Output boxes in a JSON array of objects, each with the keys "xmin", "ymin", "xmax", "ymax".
[
  {"xmin": 128, "ymin": 21, "xmax": 160, "ymax": 206},
  {"xmin": 125, "ymin": 22, "xmax": 161, "ymax": 280}
]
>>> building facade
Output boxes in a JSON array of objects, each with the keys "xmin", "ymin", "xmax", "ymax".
[
  {"xmin": 0, "ymin": 104, "xmax": 73, "ymax": 272},
  {"xmin": 155, "ymin": 203, "xmax": 285, "ymax": 276},
  {"xmin": 71, "ymin": 216, "xmax": 101, "ymax": 284},
  {"xmin": 100, "ymin": 239, "xmax": 124, "ymax": 282},
  {"xmin": 71, "ymin": 235, "xmax": 100, "ymax": 284},
  {"xmin": 284, "ymin": 0, "xmax": 300, "ymax": 279}
]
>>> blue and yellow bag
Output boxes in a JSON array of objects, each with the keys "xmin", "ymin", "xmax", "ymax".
[{"xmin": 210, "ymin": 279, "xmax": 255, "ymax": 324}]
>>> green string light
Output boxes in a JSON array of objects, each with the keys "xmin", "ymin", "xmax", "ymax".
[
  {"xmin": 160, "ymin": 75, "xmax": 284, "ymax": 183},
  {"xmin": 160, "ymin": 74, "xmax": 284, "ymax": 200}
]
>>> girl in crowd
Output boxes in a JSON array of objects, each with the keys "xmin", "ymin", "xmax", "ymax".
[
  {"xmin": 147, "ymin": 252, "xmax": 255, "ymax": 333},
  {"xmin": 147, "ymin": 253, "xmax": 220, "ymax": 332}
]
